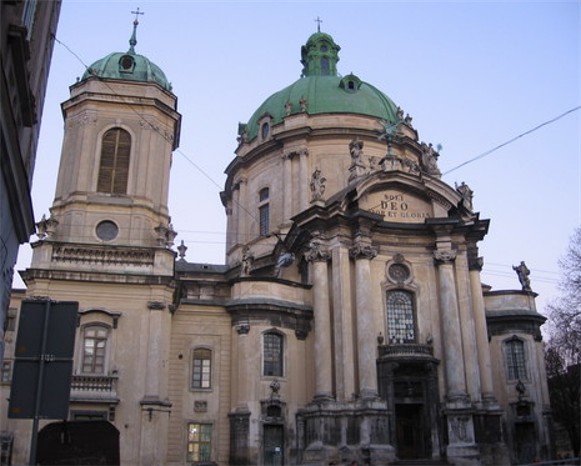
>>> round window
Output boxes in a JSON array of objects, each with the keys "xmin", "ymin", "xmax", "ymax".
[
  {"xmin": 119, "ymin": 55, "xmax": 134, "ymax": 71},
  {"xmin": 96, "ymin": 220, "xmax": 119, "ymax": 241},
  {"xmin": 388, "ymin": 263, "xmax": 410, "ymax": 282}
]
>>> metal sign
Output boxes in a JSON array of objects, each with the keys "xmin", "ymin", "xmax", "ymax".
[{"xmin": 9, "ymin": 300, "xmax": 78, "ymax": 419}]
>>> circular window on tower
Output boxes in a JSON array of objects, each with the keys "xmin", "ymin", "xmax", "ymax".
[
  {"xmin": 119, "ymin": 54, "xmax": 135, "ymax": 73},
  {"xmin": 96, "ymin": 220, "xmax": 119, "ymax": 241}
]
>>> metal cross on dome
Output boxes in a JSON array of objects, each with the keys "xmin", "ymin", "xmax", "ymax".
[{"xmin": 131, "ymin": 7, "xmax": 144, "ymax": 24}]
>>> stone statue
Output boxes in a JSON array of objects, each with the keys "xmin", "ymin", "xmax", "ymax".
[
  {"xmin": 455, "ymin": 181, "xmax": 474, "ymax": 211},
  {"xmin": 240, "ymin": 246, "xmax": 254, "ymax": 276},
  {"xmin": 513, "ymin": 261, "xmax": 532, "ymax": 291},
  {"xmin": 299, "ymin": 96, "xmax": 308, "ymax": 112},
  {"xmin": 284, "ymin": 100, "xmax": 293, "ymax": 116},
  {"xmin": 310, "ymin": 167, "xmax": 327, "ymax": 202},
  {"xmin": 421, "ymin": 142, "xmax": 441, "ymax": 176},
  {"xmin": 349, "ymin": 138, "xmax": 364, "ymax": 164}
]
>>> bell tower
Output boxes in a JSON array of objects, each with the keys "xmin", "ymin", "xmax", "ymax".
[
  {"xmin": 31, "ymin": 17, "xmax": 181, "ymax": 275},
  {"xmin": 22, "ymin": 17, "xmax": 182, "ymax": 465}
]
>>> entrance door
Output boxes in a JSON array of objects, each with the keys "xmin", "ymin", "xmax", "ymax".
[
  {"xmin": 515, "ymin": 423, "xmax": 536, "ymax": 465},
  {"xmin": 395, "ymin": 404, "xmax": 424, "ymax": 459},
  {"xmin": 263, "ymin": 424, "xmax": 284, "ymax": 466}
]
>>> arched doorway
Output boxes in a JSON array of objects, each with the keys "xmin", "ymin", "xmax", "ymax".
[{"xmin": 37, "ymin": 420, "xmax": 120, "ymax": 465}]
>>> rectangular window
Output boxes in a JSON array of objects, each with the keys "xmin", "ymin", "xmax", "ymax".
[
  {"xmin": 82, "ymin": 325, "xmax": 109, "ymax": 374},
  {"xmin": 259, "ymin": 204, "xmax": 269, "ymax": 236},
  {"xmin": 187, "ymin": 423, "xmax": 212, "ymax": 463},
  {"xmin": 259, "ymin": 188, "xmax": 270, "ymax": 236},
  {"xmin": 506, "ymin": 339, "xmax": 527, "ymax": 380},
  {"xmin": 192, "ymin": 349, "xmax": 211, "ymax": 389},
  {"xmin": 263, "ymin": 333, "xmax": 283, "ymax": 377}
]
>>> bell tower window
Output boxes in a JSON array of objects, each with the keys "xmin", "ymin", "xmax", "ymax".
[{"xmin": 97, "ymin": 128, "xmax": 131, "ymax": 194}]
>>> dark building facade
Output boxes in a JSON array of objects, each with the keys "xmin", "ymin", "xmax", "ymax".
[{"xmin": 0, "ymin": 0, "xmax": 62, "ymax": 362}]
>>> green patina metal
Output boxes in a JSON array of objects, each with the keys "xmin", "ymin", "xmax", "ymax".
[
  {"xmin": 242, "ymin": 32, "xmax": 399, "ymax": 142},
  {"xmin": 81, "ymin": 16, "xmax": 171, "ymax": 91}
]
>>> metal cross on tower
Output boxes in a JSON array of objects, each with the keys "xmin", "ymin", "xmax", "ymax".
[{"xmin": 314, "ymin": 16, "xmax": 323, "ymax": 33}]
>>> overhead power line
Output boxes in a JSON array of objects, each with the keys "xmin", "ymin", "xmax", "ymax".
[{"xmin": 443, "ymin": 105, "xmax": 581, "ymax": 175}]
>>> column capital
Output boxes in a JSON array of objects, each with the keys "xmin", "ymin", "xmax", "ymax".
[
  {"xmin": 349, "ymin": 242, "xmax": 378, "ymax": 260},
  {"xmin": 304, "ymin": 235, "xmax": 330, "ymax": 263},
  {"xmin": 282, "ymin": 147, "xmax": 309, "ymax": 160},
  {"xmin": 433, "ymin": 249, "xmax": 457, "ymax": 265},
  {"xmin": 233, "ymin": 177, "xmax": 247, "ymax": 190}
]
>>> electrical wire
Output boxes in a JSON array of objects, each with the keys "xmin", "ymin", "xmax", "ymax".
[{"xmin": 443, "ymin": 106, "xmax": 581, "ymax": 175}]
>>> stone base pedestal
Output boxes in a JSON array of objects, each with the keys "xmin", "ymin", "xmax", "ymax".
[{"xmin": 297, "ymin": 399, "xmax": 394, "ymax": 465}]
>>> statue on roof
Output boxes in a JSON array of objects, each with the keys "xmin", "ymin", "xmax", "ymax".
[{"xmin": 513, "ymin": 261, "xmax": 532, "ymax": 291}]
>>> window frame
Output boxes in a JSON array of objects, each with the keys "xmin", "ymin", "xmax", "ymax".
[
  {"xmin": 191, "ymin": 347, "xmax": 212, "ymax": 390},
  {"xmin": 80, "ymin": 323, "xmax": 110, "ymax": 375},
  {"xmin": 186, "ymin": 422, "xmax": 213, "ymax": 463},
  {"xmin": 385, "ymin": 289, "xmax": 417, "ymax": 344},
  {"xmin": 504, "ymin": 336, "xmax": 528, "ymax": 381},
  {"xmin": 97, "ymin": 127, "xmax": 131, "ymax": 195},
  {"xmin": 263, "ymin": 331, "xmax": 284, "ymax": 377},
  {"xmin": 258, "ymin": 187, "xmax": 270, "ymax": 237}
]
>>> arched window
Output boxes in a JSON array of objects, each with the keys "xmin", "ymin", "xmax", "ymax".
[
  {"xmin": 263, "ymin": 332, "xmax": 283, "ymax": 376},
  {"xmin": 97, "ymin": 128, "xmax": 131, "ymax": 194},
  {"xmin": 505, "ymin": 337, "xmax": 527, "ymax": 380},
  {"xmin": 259, "ymin": 188, "xmax": 270, "ymax": 236},
  {"xmin": 81, "ymin": 325, "xmax": 109, "ymax": 374},
  {"xmin": 386, "ymin": 290, "xmax": 416, "ymax": 344},
  {"xmin": 192, "ymin": 348, "xmax": 212, "ymax": 389}
]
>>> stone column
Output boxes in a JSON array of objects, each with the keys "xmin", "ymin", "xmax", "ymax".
[
  {"xmin": 332, "ymin": 245, "xmax": 355, "ymax": 401},
  {"xmin": 433, "ymin": 250, "xmax": 468, "ymax": 402},
  {"xmin": 305, "ymin": 234, "xmax": 333, "ymax": 401},
  {"xmin": 350, "ymin": 241, "xmax": 379, "ymax": 400},
  {"xmin": 298, "ymin": 149, "xmax": 309, "ymax": 211},
  {"xmin": 282, "ymin": 152, "xmax": 293, "ymax": 222},
  {"xmin": 234, "ymin": 177, "xmax": 247, "ymax": 244},
  {"xmin": 468, "ymin": 255, "xmax": 496, "ymax": 403},
  {"xmin": 234, "ymin": 322, "xmax": 251, "ymax": 410}
]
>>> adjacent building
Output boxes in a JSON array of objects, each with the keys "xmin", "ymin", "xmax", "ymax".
[
  {"xmin": 0, "ymin": 0, "xmax": 62, "ymax": 363},
  {"xmin": 0, "ymin": 24, "xmax": 553, "ymax": 466}
]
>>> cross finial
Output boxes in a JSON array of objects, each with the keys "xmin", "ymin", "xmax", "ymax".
[
  {"xmin": 314, "ymin": 16, "xmax": 323, "ymax": 33},
  {"xmin": 129, "ymin": 7, "xmax": 144, "ymax": 53},
  {"xmin": 131, "ymin": 7, "xmax": 144, "ymax": 25}
]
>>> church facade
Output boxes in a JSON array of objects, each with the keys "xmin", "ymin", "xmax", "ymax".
[{"xmin": 1, "ymin": 26, "xmax": 553, "ymax": 466}]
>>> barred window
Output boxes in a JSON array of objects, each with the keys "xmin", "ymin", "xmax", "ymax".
[
  {"xmin": 263, "ymin": 332, "xmax": 283, "ymax": 377},
  {"xmin": 192, "ymin": 348, "xmax": 211, "ymax": 389},
  {"xmin": 505, "ymin": 338, "xmax": 527, "ymax": 380},
  {"xmin": 187, "ymin": 423, "xmax": 212, "ymax": 463},
  {"xmin": 81, "ymin": 325, "xmax": 109, "ymax": 374},
  {"xmin": 97, "ymin": 128, "xmax": 130, "ymax": 194},
  {"xmin": 386, "ymin": 290, "xmax": 416, "ymax": 344}
]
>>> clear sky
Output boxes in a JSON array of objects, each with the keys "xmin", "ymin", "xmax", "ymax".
[{"xmin": 15, "ymin": 0, "xmax": 581, "ymax": 317}]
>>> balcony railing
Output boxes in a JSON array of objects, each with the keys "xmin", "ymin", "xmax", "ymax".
[
  {"xmin": 70, "ymin": 374, "xmax": 118, "ymax": 402},
  {"xmin": 378, "ymin": 343, "xmax": 435, "ymax": 361}
]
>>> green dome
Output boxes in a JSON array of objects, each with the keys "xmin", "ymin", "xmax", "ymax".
[
  {"xmin": 242, "ymin": 32, "xmax": 399, "ymax": 142},
  {"xmin": 82, "ymin": 52, "xmax": 172, "ymax": 91},
  {"xmin": 80, "ymin": 18, "xmax": 171, "ymax": 91}
]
